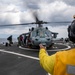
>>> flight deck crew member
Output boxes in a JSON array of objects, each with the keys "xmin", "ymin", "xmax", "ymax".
[
  {"xmin": 39, "ymin": 15, "xmax": 75, "ymax": 75},
  {"xmin": 71, "ymin": 15, "xmax": 75, "ymax": 25}
]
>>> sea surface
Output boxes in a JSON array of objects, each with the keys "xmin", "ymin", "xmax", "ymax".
[{"xmin": 0, "ymin": 38, "xmax": 17, "ymax": 44}]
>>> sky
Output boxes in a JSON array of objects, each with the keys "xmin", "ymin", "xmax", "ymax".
[{"xmin": 0, "ymin": 0, "xmax": 75, "ymax": 39}]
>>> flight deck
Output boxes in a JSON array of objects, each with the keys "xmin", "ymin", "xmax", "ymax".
[{"xmin": 0, "ymin": 41, "xmax": 73, "ymax": 75}]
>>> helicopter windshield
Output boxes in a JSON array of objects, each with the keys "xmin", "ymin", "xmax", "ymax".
[
  {"xmin": 45, "ymin": 30, "xmax": 52, "ymax": 37},
  {"xmin": 32, "ymin": 29, "xmax": 51, "ymax": 38},
  {"xmin": 40, "ymin": 30, "xmax": 51, "ymax": 37},
  {"xmin": 32, "ymin": 31, "xmax": 36, "ymax": 37},
  {"xmin": 39, "ymin": 30, "xmax": 51, "ymax": 37}
]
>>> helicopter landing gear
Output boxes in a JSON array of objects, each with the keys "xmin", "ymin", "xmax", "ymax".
[{"xmin": 28, "ymin": 44, "xmax": 32, "ymax": 48}]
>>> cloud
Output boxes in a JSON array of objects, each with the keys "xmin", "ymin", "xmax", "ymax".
[
  {"xmin": 48, "ymin": 26, "xmax": 68, "ymax": 38},
  {"xmin": 0, "ymin": 0, "xmax": 75, "ymax": 25},
  {"xmin": 0, "ymin": 0, "xmax": 21, "ymax": 5},
  {"xmin": 0, "ymin": 25, "xmax": 69, "ymax": 38},
  {"xmin": 37, "ymin": 1, "xmax": 75, "ymax": 22},
  {"xmin": 0, "ymin": 0, "xmax": 75, "ymax": 38},
  {"xmin": 61, "ymin": 0, "xmax": 75, "ymax": 6},
  {"xmin": 20, "ymin": 0, "xmax": 75, "ymax": 22},
  {"xmin": 0, "ymin": 26, "xmax": 29, "ymax": 38}
]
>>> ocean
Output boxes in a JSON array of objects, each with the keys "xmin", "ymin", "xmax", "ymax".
[{"xmin": 0, "ymin": 38, "xmax": 18, "ymax": 44}]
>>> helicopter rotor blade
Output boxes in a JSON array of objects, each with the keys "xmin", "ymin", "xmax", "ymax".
[
  {"xmin": 0, "ymin": 10, "xmax": 72, "ymax": 27},
  {"xmin": 44, "ymin": 21, "xmax": 71, "ymax": 24},
  {"xmin": 0, "ymin": 21, "xmax": 71, "ymax": 27},
  {"xmin": 0, "ymin": 22, "xmax": 36, "ymax": 27},
  {"xmin": 33, "ymin": 11, "xmax": 40, "ymax": 23}
]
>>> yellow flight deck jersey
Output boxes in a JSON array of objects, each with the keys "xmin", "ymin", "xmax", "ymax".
[
  {"xmin": 39, "ymin": 49, "xmax": 56, "ymax": 75},
  {"xmin": 39, "ymin": 48, "xmax": 75, "ymax": 75}
]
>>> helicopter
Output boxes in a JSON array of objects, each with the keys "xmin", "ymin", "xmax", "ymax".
[
  {"xmin": 0, "ymin": 12, "xmax": 71, "ymax": 48},
  {"xmin": 17, "ymin": 12, "xmax": 59, "ymax": 48},
  {"xmin": 17, "ymin": 25, "xmax": 58, "ymax": 48}
]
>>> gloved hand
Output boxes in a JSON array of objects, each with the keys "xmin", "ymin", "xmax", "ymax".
[{"xmin": 39, "ymin": 44, "xmax": 46, "ymax": 50}]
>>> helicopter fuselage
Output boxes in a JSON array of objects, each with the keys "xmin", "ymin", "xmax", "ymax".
[
  {"xmin": 28, "ymin": 27, "xmax": 53, "ymax": 47},
  {"xmin": 18, "ymin": 26, "xmax": 58, "ymax": 48}
]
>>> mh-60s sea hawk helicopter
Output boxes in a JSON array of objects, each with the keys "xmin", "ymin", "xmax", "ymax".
[
  {"xmin": 18, "ymin": 12, "xmax": 58, "ymax": 48},
  {"xmin": 0, "ymin": 12, "xmax": 71, "ymax": 48}
]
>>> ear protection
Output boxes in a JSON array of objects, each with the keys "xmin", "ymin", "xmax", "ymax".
[{"xmin": 68, "ymin": 24, "xmax": 75, "ymax": 43}]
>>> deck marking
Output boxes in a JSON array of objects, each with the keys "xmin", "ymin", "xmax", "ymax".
[
  {"xmin": 0, "ymin": 43, "xmax": 71, "ymax": 75},
  {"xmin": 19, "ymin": 43, "xmax": 71, "ymax": 51},
  {"xmin": 0, "ymin": 49, "xmax": 39, "ymax": 60}
]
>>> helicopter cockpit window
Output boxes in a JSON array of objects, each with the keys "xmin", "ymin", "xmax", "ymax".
[
  {"xmin": 32, "ymin": 31, "xmax": 36, "ymax": 37},
  {"xmin": 32, "ymin": 29, "xmax": 51, "ymax": 37},
  {"xmin": 39, "ymin": 31, "xmax": 44, "ymax": 37},
  {"xmin": 36, "ymin": 30, "xmax": 51, "ymax": 38},
  {"xmin": 45, "ymin": 30, "xmax": 51, "ymax": 37},
  {"xmin": 32, "ymin": 30, "xmax": 39, "ymax": 37}
]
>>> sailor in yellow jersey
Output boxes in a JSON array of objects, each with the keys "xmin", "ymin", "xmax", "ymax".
[{"xmin": 39, "ymin": 15, "xmax": 75, "ymax": 75}]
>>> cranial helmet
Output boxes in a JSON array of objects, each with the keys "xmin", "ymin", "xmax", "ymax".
[{"xmin": 68, "ymin": 24, "xmax": 75, "ymax": 43}]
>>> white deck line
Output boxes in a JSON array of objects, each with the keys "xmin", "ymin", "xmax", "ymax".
[
  {"xmin": 0, "ymin": 49, "xmax": 39, "ymax": 60},
  {"xmin": 19, "ymin": 43, "xmax": 71, "ymax": 51}
]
